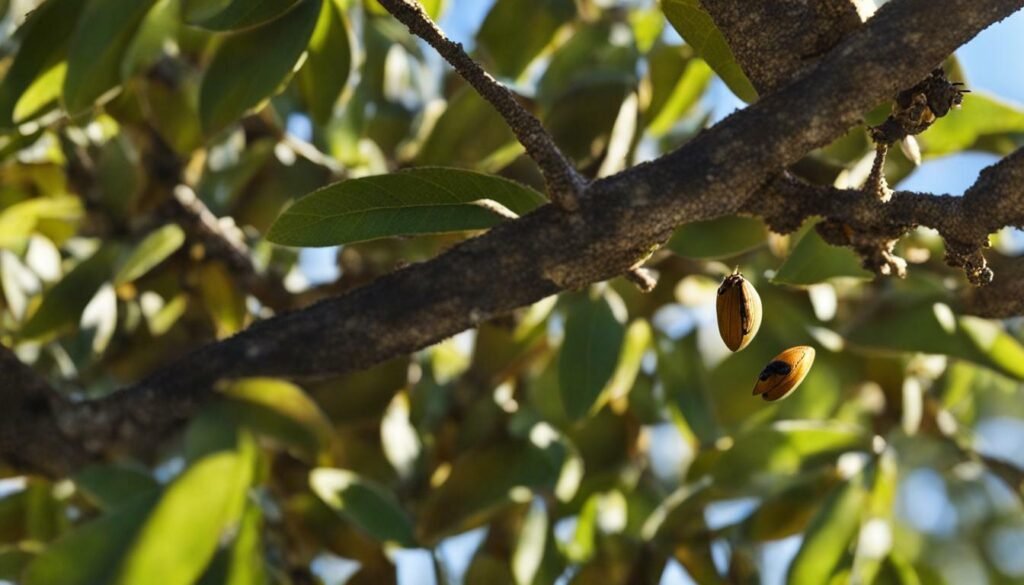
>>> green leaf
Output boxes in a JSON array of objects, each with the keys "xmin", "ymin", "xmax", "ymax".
[
  {"xmin": 0, "ymin": 196, "xmax": 83, "ymax": 251},
  {"xmin": 310, "ymin": 468, "xmax": 416, "ymax": 547},
  {"xmin": 74, "ymin": 465, "xmax": 160, "ymax": 510},
  {"xmin": 116, "ymin": 434, "xmax": 256, "ymax": 585},
  {"xmin": 660, "ymin": 0, "xmax": 757, "ymax": 103},
  {"xmin": 63, "ymin": 0, "xmax": 159, "ymax": 113},
  {"xmin": 558, "ymin": 290, "xmax": 627, "ymax": 420},
  {"xmin": 21, "ymin": 244, "xmax": 119, "ymax": 340},
  {"xmin": 23, "ymin": 494, "xmax": 159, "ymax": 585},
  {"xmin": 645, "ymin": 48, "xmax": 712, "ymax": 137},
  {"xmin": 0, "ymin": 0, "xmax": 87, "ymax": 128},
  {"xmin": 536, "ymin": 21, "xmax": 638, "ymax": 105},
  {"xmin": 413, "ymin": 86, "xmax": 518, "ymax": 168},
  {"xmin": 668, "ymin": 215, "xmax": 768, "ymax": 259},
  {"xmin": 846, "ymin": 301, "xmax": 1024, "ymax": 380},
  {"xmin": 920, "ymin": 92, "xmax": 1024, "ymax": 156},
  {"xmin": 417, "ymin": 440, "xmax": 562, "ymax": 543},
  {"xmin": 113, "ymin": 224, "xmax": 186, "ymax": 285},
  {"xmin": 787, "ymin": 472, "xmax": 869, "ymax": 585},
  {"xmin": 0, "ymin": 547, "xmax": 33, "ymax": 581},
  {"xmin": 220, "ymin": 377, "xmax": 334, "ymax": 461},
  {"xmin": 773, "ymin": 222, "xmax": 873, "ymax": 285},
  {"xmin": 475, "ymin": 0, "xmax": 575, "ymax": 79},
  {"xmin": 197, "ymin": 503, "xmax": 267, "ymax": 585},
  {"xmin": 712, "ymin": 420, "xmax": 868, "ymax": 494},
  {"xmin": 267, "ymin": 167, "xmax": 545, "ymax": 247},
  {"xmin": 296, "ymin": 0, "xmax": 353, "ymax": 124},
  {"xmin": 657, "ymin": 333, "xmax": 719, "ymax": 444},
  {"xmin": 14, "ymin": 62, "xmax": 66, "ymax": 124},
  {"xmin": 188, "ymin": 0, "xmax": 300, "ymax": 30},
  {"xmin": 199, "ymin": 0, "xmax": 321, "ymax": 134}
]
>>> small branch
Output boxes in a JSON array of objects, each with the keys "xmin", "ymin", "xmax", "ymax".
[
  {"xmin": 165, "ymin": 185, "xmax": 293, "ymax": 311},
  {"xmin": 375, "ymin": 0, "xmax": 586, "ymax": 211}
]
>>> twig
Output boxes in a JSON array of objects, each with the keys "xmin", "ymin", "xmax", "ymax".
[
  {"xmin": 375, "ymin": 0, "xmax": 586, "ymax": 211},
  {"xmin": 166, "ymin": 185, "xmax": 293, "ymax": 310}
]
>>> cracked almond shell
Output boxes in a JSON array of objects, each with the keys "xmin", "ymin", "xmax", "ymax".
[
  {"xmin": 716, "ymin": 272, "xmax": 763, "ymax": 352},
  {"xmin": 753, "ymin": 346, "xmax": 815, "ymax": 402}
]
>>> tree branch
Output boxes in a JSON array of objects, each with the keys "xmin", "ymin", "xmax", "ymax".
[
  {"xmin": 3, "ymin": 0, "xmax": 1022, "ymax": 476},
  {"xmin": 701, "ymin": 0, "xmax": 862, "ymax": 94},
  {"xmin": 375, "ymin": 0, "xmax": 586, "ymax": 211}
]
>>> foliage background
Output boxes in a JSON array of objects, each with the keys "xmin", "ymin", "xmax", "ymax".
[{"xmin": 0, "ymin": 0, "xmax": 1024, "ymax": 583}]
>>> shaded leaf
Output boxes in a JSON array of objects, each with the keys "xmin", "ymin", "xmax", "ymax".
[
  {"xmin": 414, "ymin": 87, "xmax": 517, "ymax": 168},
  {"xmin": 787, "ymin": 472, "xmax": 869, "ymax": 585},
  {"xmin": 199, "ymin": 0, "xmax": 321, "ymax": 134},
  {"xmin": 476, "ymin": 0, "xmax": 575, "ymax": 79},
  {"xmin": 221, "ymin": 377, "xmax": 334, "ymax": 461},
  {"xmin": 418, "ymin": 440, "xmax": 562, "ymax": 543},
  {"xmin": 712, "ymin": 421, "xmax": 868, "ymax": 494},
  {"xmin": 63, "ymin": 0, "xmax": 158, "ymax": 113},
  {"xmin": 188, "ymin": 0, "xmax": 300, "ymax": 30},
  {"xmin": 645, "ymin": 50, "xmax": 712, "ymax": 137},
  {"xmin": 310, "ymin": 468, "xmax": 416, "ymax": 547},
  {"xmin": 74, "ymin": 465, "xmax": 160, "ymax": 510},
  {"xmin": 668, "ymin": 215, "xmax": 768, "ymax": 259},
  {"xmin": 773, "ymin": 222, "xmax": 873, "ymax": 285},
  {"xmin": 296, "ymin": 0, "xmax": 353, "ymax": 124},
  {"xmin": 113, "ymin": 224, "xmax": 186, "ymax": 285},
  {"xmin": 846, "ymin": 301, "xmax": 1024, "ymax": 380},
  {"xmin": 660, "ymin": 0, "xmax": 757, "ymax": 102},
  {"xmin": 267, "ymin": 167, "xmax": 544, "ymax": 247},
  {"xmin": 23, "ymin": 494, "xmax": 159, "ymax": 585},
  {"xmin": 21, "ymin": 244, "xmax": 119, "ymax": 339},
  {"xmin": 559, "ymin": 290, "xmax": 627, "ymax": 420}
]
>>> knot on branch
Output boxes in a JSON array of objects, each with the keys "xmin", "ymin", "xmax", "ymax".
[
  {"xmin": 944, "ymin": 238, "xmax": 994, "ymax": 286},
  {"xmin": 817, "ymin": 219, "xmax": 908, "ymax": 277},
  {"xmin": 869, "ymin": 68, "xmax": 968, "ymax": 145}
]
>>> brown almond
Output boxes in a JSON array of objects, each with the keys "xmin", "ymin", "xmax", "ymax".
[
  {"xmin": 753, "ymin": 346, "xmax": 815, "ymax": 402},
  {"xmin": 716, "ymin": 271, "xmax": 763, "ymax": 352}
]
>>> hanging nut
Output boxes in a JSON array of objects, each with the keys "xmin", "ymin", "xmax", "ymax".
[
  {"xmin": 753, "ymin": 346, "xmax": 816, "ymax": 402},
  {"xmin": 716, "ymin": 269, "xmax": 763, "ymax": 352}
]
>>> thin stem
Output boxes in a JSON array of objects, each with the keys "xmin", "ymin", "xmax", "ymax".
[{"xmin": 375, "ymin": 0, "xmax": 585, "ymax": 211}]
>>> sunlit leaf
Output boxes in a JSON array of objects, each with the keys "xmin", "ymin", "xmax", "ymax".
[
  {"xmin": 0, "ymin": 0, "xmax": 86, "ymax": 128},
  {"xmin": 113, "ymin": 224, "xmax": 186, "ymax": 285},
  {"xmin": 199, "ymin": 0, "xmax": 321, "ymax": 134},
  {"xmin": 0, "ymin": 197, "xmax": 83, "ymax": 251},
  {"xmin": 660, "ymin": 0, "xmax": 757, "ymax": 102},
  {"xmin": 920, "ymin": 92, "xmax": 1024, "ymax": 156},
  {"xmin": 267, "ymin": 167, "xmax": 545, "ymax": 247},
  {"xmin": 116, "ymin": 434, "xmax": 256, "ymax": 585}
]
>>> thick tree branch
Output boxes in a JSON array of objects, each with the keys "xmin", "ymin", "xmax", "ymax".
[
  {"xmin": 3, "ymin": 0, "xmax": 1022, "ymax": 476},
  {"xmin": 375, "ymin": 0, "xmax": 586, "ymax": 210},
  {"xmin": 702, "ymin": 0, "xmax": 862, "ymax": 94}
]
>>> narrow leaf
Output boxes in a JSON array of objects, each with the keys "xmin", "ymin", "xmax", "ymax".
[
  {"xmin": 188, "ymin": 0, "xmax": 300, "ymax": 30},
  {"xmin": 668, "ymin": 215, "xmax": 768, "ymax": 259},
  {"xmin": 21, "ymin": 244, "xmax": 119, "ymax": 340},
  {"xmin": 296, "ymin": 0, "xmax": 353, "ymax": 124},
  {"xmin": 113, "ymin": 224, "xmax": 186, "ymax": 285},
  {"xmin": 310, "ymin": 468, "xmax": 416, "ymax": 547},
  {"xmin": 773, "ymin": 222, "xmax": 873, "ymax": 285}
]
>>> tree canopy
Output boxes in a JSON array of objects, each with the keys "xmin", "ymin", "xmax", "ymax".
[{"xmin": 0, "ymin": 0, "xmax": 1024, "ymax": 583}]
